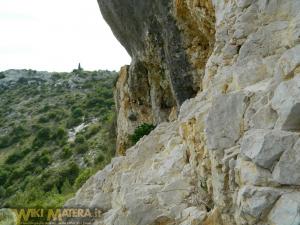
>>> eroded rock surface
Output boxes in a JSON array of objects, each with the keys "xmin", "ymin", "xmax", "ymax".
[
  {"xmin": 67, "ymin": 0, "xmax": 300, "ymax": 224},
  {"xmin": 102, "ymin": 0, "xmax": 216, "ymax": 153}
]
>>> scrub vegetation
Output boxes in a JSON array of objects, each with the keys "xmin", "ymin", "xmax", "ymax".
[{"xmin": 0, "ymin": 69, "xmax": 118, "ymax": 208}]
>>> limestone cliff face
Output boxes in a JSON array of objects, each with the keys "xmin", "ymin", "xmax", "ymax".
[
  {"xmin": 101, "ymin": 0, "xmax": 215, "ymax": 153},
  {"xmin": 67, "ymin": 0, "xmax": 300, "ymax": 224}
]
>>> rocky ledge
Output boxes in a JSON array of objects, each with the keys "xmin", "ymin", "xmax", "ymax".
[{"xmin": 66, "ymin": 0, "xmax": 300, "ymax": 224}]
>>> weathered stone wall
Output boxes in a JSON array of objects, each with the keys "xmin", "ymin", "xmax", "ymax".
[{"xmin": 66, "ymin": 0, "xmax": 300, "ymax": 224}]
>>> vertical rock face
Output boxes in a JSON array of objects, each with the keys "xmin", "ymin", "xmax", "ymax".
[
  {"xmin": 101, "ymin": 0, "xmax": 215, "ymax": 153},
  {"xmin": 67, "ymin": 0, "xmax": 300, "ymax": 224}
]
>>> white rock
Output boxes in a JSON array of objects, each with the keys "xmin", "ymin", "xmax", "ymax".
[
  {"xmin": 271, "ymin": 76, "xmax": 300, "ymax": 131},
  {"xmin": 241, "ymin": 129, "xmax": 298, "ymax": 169},
  {"xmin": 244, "ymin": 78, "xmax": 273, "ymax": 93},
  {"xmin": 90, "ymin": 192, "xmax": 112, "ymax": 212},
  {"xmin": 268, "ymin": 192, "xmax": 300, "ymax": 225},
  {"xmin": 273, "ymin": 139, "xmax": 300, "ymax": 185},
  {"xmin": 180, "ymin": 207, "xmax": 207, "ymax": 225},
  {"xmin": 236, "ymin": 158, "xmax": 273, "ymax": 186},
  {"xmin": 205, "ymin": 92, "xmax": 247, "ymax": 150},
  {"xmin": 237, "ymin": 186, "xmax": 281, "ymax": 224},
  {"xmin": 238, "ymin": 21, "xmax": 289, "ymax": 60},
  {"xmin": 243, "ymin": 80, "xmax": 278, "ymax": 130},
  {"xmin": 274, "ymin": 45, "xmax": 300, "ymax": 80},
  {"xmin": 236, "ymin": 0, "xmax": 253, "ymax": 9},
  {"xmin": 233, "ymin": 57, "xmax": 271, "ymax": 89},
  {"xmin": 249, "ymin": 104, "xmax": 278, "ymax": 129},
  {"xmin": 157, "ymin": 179, "xmax": 191, "ymax": 206},
  {"xmin": 222, "ymin": 146, "xmax": 240, "ymax": 169}
]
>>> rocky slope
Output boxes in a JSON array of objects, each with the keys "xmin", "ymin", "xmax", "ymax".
[{"xmin": 67, "ymin": 0, "xmax": 300, "ymax": 224}]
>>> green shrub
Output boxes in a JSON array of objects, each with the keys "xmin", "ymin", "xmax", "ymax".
[
  {"xmin": 86, "ymin": 97, "xmax": 105, "ymax": 108},
  {"xmin": 5, "ymin": 186, "xmax": 16, "ymax": 198},
  {"xmin": 38, "ymin": 110, "xmax": 66, "ymax": 123},
  {"xmin": 129, "ymin": 123, "xmax": 156, "ymax": 144},
  {"xmin": 52, "ymin": 127, "xmax": 67, "ymax": 140},
  {"xmin": 75, "ymin": 134, "xmax": 85, "ymax": 144},
  {"xmin": 95, "ymin": 153, "xmax": 105, "ymax": 164},
  {"xmin": 24, "ymin": 162, "xmax": 35, "ymax": 171},
  {"xmin": 75, "ymin": 142, "xmax": 89, "ymax": 154},
  {"xmin": 61, "ymin": 146, "xmax": 72, "ymax": 159},
  {"xmin": 85, "ymin": 124, "xmax": 100, "ymax": 139},
  {"xmin": 0, "ymin": 186, "xmax": 6, "ymax": 197},
  {"xmin": 66, "ymin": 117, "xmax": 82, "ymax": 128},
  {"xmin": 42, "ymin": 174, "xmax": 60, "ymax": 192},
  {"xmin": 61, "ymin": 179, "xmax": 73, "ymax": 194},
  {"xmin": 5, "ymin": 152, "xmax": 25, "ymax": 164},
  {"xmin": 41, "ymin": 154, "xmax": 51, "ymax": 165},
  {"xmin": 32, "ymin": 127, "xmax": 52, "ymax": 147},
  {"xmin": 60, "ymin": 161, "xmax": 80, "ymax": 185},
  {"xmin": 33, "ymin": 166, "xmax": 43, "ymax": 174},
  {"xmin": 47, "ymin": 110, "xmax": 66, "ymax": 122},
  {"xmin": 5, "ymin": 148, "xmax": 30, "ymax": 165},
  {"xmin": 9, "ymin": 166, "xmax": 26, "ymax": 181},
  {"xmin": 13, "ymin": 125, "xmax": 29, "ymax": 139},
  {"xmin": 74, "ymin": 169, "xmax": 93, "ymax": 189},
  {"xmin": 39, "ymin": 104, "xmax": 51, "ymax": 113},
  {"xmin": 48, "ymin": 112, "xmax": 57, "ymax": 120},
  {"xmin": 42, "ymin": 161, "xmax": 79, "ymax": 192},
  {"xmin": 31, "ymin": 152, "xmax": 52, "ymax": 168},
  {"xmin": 0, "ymin": 170, "xmax": 9, "ymax": 184},
  {"xmin": 0, "ymin": 135, "xmax": 11, "ymax": 149},
  {"xmin": 71, "ymin": 108, "xmax": 83, "ymax": 118},
  {"xmin": 0, "ymin": 126, "xmax": 29, "ymax": 149},
  {"xmin": 38, "ymin": 116, "xmax": 49, "ymax": 123},
  {"xmin": 36, "ymin": 127, "xmax": 51, "ymax": 141}
]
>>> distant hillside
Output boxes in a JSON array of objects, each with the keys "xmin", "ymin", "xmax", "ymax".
[{"xmin": 0, "ymin": 69, "xmax": 118, "ymax": 207}]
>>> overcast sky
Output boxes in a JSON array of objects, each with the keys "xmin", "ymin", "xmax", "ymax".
[{"xmin": 0, "ymin": 0, "xmax": 131, "ymax": 72}]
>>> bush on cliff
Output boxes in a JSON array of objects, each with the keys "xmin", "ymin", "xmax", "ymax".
[{"xmin": 130, "ymin": 123, "xmax": 156, "ymax": 144}]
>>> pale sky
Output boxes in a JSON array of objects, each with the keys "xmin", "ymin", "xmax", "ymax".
[{"xmin": 0, "ymin": 0, "xmax": 131, "ymax": 72}]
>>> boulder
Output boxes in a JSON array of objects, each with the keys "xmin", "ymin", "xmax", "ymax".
[
  {"xmin": 268, "ymin": 192, "xmax": 300, "ymax": 225},
  {"xmin": 241, "ymin": 129, "xmax": 298, "ymax": 169},
  {"xmin": 236, "ymin": 158, "xmax": 274, "ymax": 186},
  {"xmin": 274, "ymin": 45, "xmax": 300, "ymax": 80},
  {"xmin": 273, "ymin": 139, "xmax": 300, "ymax": 185},
  {"xmin": 271, "ymin": 76, "xmax": 300, "ymax": 131},
  {"xmin": 236, "ymin": 186, "xmax": 281, "ymax": 224}
]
